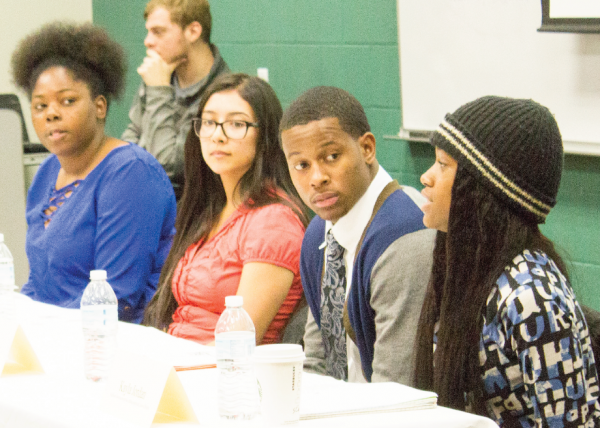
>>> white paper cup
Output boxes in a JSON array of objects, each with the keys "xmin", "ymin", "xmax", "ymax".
[{"xmin": 253, "ymin": 344, "xmax": 305, "ymax": 426}]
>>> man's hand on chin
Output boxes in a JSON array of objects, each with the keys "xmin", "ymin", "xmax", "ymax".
[{"xmin": 137, "ymin": 49, "xmax": 186, "ymax": 86}]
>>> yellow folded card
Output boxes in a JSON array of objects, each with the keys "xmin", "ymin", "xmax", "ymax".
[
  {"xmin": 102, "ymin": 349, "xmax": 199, "ymax": 426},
  {"xmin": 0, "ymin": 323, "xmax": 44, "ymax": 376}
]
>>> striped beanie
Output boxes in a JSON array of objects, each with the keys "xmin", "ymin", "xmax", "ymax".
[{"xmin": 431, "ymin": 96, "xmax": 563, "ymax": 224}]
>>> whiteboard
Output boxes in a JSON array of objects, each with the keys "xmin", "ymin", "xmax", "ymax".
[{"xmin": 397, "ymin": 0, "xmax": 600, "ymax": 155}]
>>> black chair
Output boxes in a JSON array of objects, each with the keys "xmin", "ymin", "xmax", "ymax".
[
  {"xmin": 0, "ymin": 94, "xmax": 50, "ymax": 154},
  {"xmin": 281, "ymin": 300, "xmax": 309, "ymax": 346},
  {"xmin": 0, "ymin": 94, "xmax": 29, "ymax": 144}
]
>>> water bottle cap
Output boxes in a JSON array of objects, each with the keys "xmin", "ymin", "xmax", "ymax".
[
  {"xmin": 90, "ymin": 270, "xmax": 107, "ymax": 281},
  {"xmin": 0, "ymin": 233, "xmax": 4, "ymax": 243},
  {"xmin": 225, "ymin": 295, "xmax": 243, "ymax": 307}
]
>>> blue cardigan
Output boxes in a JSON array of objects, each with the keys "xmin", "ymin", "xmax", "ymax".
[
  {"xmin": 21, "ymin": 144, "xmax": 176, "ymax": 323},
  {"xmin": 301, "ymin": 186, "xmax": 426, "ymax": 381}
]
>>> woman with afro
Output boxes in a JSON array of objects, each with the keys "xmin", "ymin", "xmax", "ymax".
[{"xmin": 11, "ymin": 22, "xmax": 176, "ymax": 323}]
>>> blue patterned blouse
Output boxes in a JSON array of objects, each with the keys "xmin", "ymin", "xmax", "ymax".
[{"xmin": 478, "ymin": 250, "xmax": 600, "ymax": 427}]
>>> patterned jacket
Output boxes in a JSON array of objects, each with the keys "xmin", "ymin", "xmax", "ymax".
[{"xmin": 478, "ymin": 250, "xmax": 600, "ymax": 427}]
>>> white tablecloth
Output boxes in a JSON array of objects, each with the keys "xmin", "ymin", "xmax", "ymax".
[{"xmin": 0, "ymin": 295, "xmax": 499, "ymax": 428}]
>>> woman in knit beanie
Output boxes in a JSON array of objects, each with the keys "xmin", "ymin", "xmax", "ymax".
[{"xmin": 413, "ymin": 96, "xmax": 600, "ymax": 426}]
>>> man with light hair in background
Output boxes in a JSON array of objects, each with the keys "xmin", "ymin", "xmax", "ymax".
[{"xmin": 122, "ymin": 0, "xmax": 229, "ymax": 199}]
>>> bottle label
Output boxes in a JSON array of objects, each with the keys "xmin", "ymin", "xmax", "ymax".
[
  {"xmin": 215, "ymin": 331, "xmax": 255, "ymax": 361},
  {"xmin": 81, "ymin": 305, "xmax": 118, "ymax": 331},
  {"xmin": 0, "ymin": 258, "xmax": 15, "ymax": 286}
]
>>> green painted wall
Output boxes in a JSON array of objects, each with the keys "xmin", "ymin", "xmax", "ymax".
[{"xmin": 93, "ymin": 1, "xmax": 600, "ymax": 310}]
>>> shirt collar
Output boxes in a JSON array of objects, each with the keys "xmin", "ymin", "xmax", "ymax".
[
  {"xmin": 172, "ymin": 44, "xmax": 223, "ymax": 101},
  {"xmin": 321, "ymin": 166, "xmax": 393, "ymax": 252}
]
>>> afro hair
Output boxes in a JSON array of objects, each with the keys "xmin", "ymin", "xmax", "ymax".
[{"xmin": 11, "ymin": 21, "xmax": 126, "ymax": 105}]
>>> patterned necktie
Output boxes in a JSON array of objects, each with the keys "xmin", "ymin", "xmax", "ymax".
[{"xmin": 320, "ymin": 230, "xmax": 348, "ymax": 381}]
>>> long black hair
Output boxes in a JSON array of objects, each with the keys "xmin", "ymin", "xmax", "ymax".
[
  {"xmin": 414, "ymin": 165, "xmax": 569, "ymax": 413},
  {"xmin": 144, "ymin": 73, "xmax": 308, "ymax": 329}
]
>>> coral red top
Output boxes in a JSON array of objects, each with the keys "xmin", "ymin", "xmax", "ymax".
[{"xmin": 168, "ymin": 202, "xmax": 305, "ymax": 344}]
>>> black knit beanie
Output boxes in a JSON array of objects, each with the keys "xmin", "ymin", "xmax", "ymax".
[{"xmin": 430, "ymin": 96, "xmax": 563, "ymax": 224}]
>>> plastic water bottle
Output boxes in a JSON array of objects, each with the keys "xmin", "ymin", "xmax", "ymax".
[
  {"xmin": 0, "ymin": 233, "xmax": 16, "ymax": 319},
  {"xmin": 80, "ymin": 269, "xmax": 118, "ymax": 382},
  {"xmin": 215, "ymin": 295, "xmax": 259, "ymax": 420}
]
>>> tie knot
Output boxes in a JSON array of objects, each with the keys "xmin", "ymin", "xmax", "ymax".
[{"xmin": 326, "ymin": 230, "xmax": 344, "ymax": 256}]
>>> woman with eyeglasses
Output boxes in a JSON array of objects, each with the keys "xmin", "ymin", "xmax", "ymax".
[{"xmin": 144, "ymin": 73, "xmax": 309, "ymax": 345}]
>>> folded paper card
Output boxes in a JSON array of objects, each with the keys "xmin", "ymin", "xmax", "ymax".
[
  {"xmin": 102, "ymin": 349, "xmax": 199, "ymax": 426},
  {"xmin": 300, "ymin": 372, "xmax": 437, "ymax": 419},
  {"xmin": 0, "ymin": 323, "xmax": 44, "ymax": 376}
]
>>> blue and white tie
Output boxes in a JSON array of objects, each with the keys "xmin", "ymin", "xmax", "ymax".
[{"xmin": 320, "ymin": 230, "xmax": 348, "ymax": 381}]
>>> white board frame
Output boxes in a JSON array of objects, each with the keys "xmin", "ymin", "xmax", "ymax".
[{"xmin": 397, "ymin": 0, "xmax": 600, "ymax": 156}]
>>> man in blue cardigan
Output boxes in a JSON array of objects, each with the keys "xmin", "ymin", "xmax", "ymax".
[{"xmin": 280, "ymin": 86, "xmax": 435, "ymax": 384}]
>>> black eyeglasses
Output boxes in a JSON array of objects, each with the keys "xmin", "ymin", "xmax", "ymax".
[{"xmin": 193, "ymin": 118, "xmax": 259, "ymax": 140}]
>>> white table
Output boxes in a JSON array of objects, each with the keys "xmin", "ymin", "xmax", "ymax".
[{"xmin": 0, "ymin": 295, "xmax": 499, "ymax": 428}]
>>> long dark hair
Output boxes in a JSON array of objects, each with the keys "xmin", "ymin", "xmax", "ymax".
[
  {"xmin": 144, "ymin": 73, "xmax": 308, "ymax": 329},
  {"xmin": 414, "ymin": 165, "xmax": 569, "ymax": 413}
]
